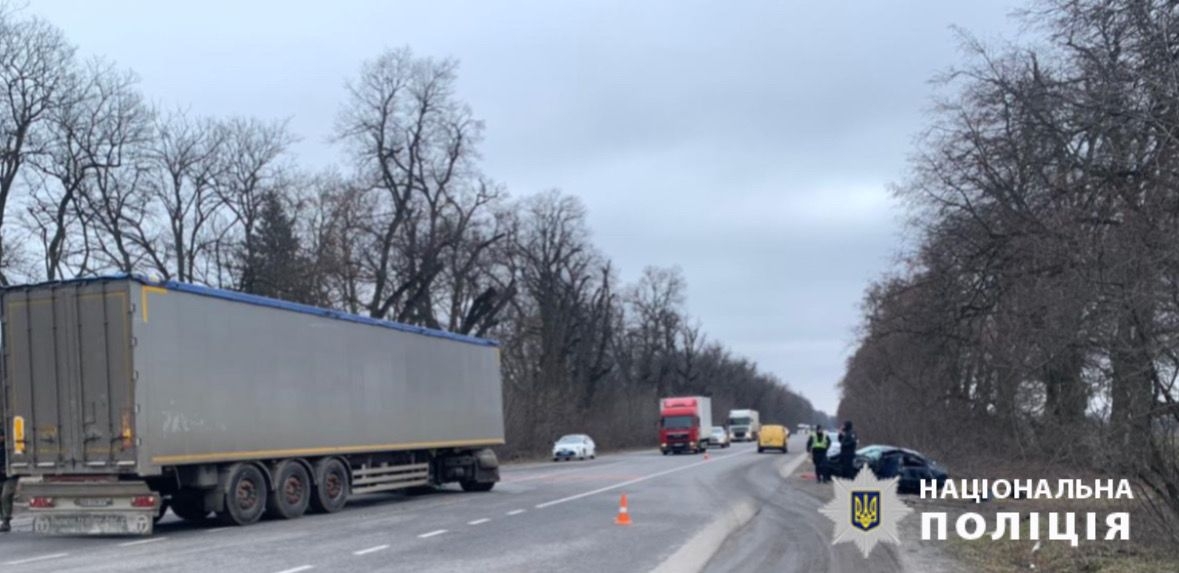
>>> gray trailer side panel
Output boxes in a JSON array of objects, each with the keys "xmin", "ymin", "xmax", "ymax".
[{"xmin": 133, "ymin": 283, "xmax": 504, "ymax": 471}]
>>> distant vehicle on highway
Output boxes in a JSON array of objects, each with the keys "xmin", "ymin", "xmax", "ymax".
[
  {"xmin": 552, "ymin": 434, "xmax": 596, "ymax": 461},
  {"xmin": 796, "ymin": 423, "xmax": 811, "ymax": 435},
  {"xmin": 757, "ymin": 424, "xmax": 789, "ymax": 453},
  {"xmin": 659, "ymin": 396, "xmax": 713, "ymax": 455},
  {"xmin": 708, "ymin": 427, "xmax": 731, "ymax": 448},
  {"xmin": 828, "ymin": 445, "xmax": 949, "ymax": 492},
  {"xmin": 727, "ymin": 409, "xmax": 760, "ymax": 441}
]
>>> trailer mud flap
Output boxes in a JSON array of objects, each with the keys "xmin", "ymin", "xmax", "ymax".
[
  {"xmin": 473, "ymin": 448, "xmax": 500, "ymax": 483},
  {"xmin": 475, "ymin": 448, "xmax": 499, "ymax": 470}
]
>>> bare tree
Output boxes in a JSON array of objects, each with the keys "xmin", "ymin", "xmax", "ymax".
[
  {"xmin": 625, "ymin": 266, "xmax": 688, "ymax": 397},
  {"xmin": 144, "ymin": 109, "xmax": 226, "ymax": 282},
  {"xmin": 336, "ymin": 46, "xmax": 498, "ymax": 327},
  {"xmin": 211, "ymin": 116, "xmax": 296, "ymax": 287},
  {"xmin": 0, "ymin": 7, "xmax": 75, "ymax": 282},
  {"xmin": 23, "ymin": 59, "xmax": 151, "ymax": 279},
  {"xmin": 439, "ymin": 187, "xmax": 515, "ymax": 336},
  {"xmin": 840, "ymin": 0, "xmax": 1179, "ymax": 536}
]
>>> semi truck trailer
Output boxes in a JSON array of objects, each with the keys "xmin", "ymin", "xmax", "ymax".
[
  {"xmin": 727, "ymin": 409, "xmax": 761, "ymax": 441},
  {"xmin": 1, "ymin": 276, "xmax": 504, "ymax": 535},
  {"xmin": 658, "ymin": 396, "xmax": 712, "ymax": 454}
]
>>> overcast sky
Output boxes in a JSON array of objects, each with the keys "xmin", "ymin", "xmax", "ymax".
[{"xmin": 30, "ymin": 1, "xmax": 1023, "ymax": 415}]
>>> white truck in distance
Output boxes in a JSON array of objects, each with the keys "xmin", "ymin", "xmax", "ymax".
[{"xmin": 727, "ymin": 409, "xmax": 761, "ymax": 442}]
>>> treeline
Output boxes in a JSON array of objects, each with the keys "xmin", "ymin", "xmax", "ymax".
[
  {"xmin": 0, "ymin": 7, "xmax": 824, "ymax": 456},
  {"xmin": 839, "ymin": 0, "xmax": 1179, "ymax": 531}
]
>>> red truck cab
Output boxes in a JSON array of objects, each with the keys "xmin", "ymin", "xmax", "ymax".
[{"xmin": 659, "ymin": 396, "xmax": 712, "ymax": 455}]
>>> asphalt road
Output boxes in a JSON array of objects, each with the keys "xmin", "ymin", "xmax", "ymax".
[
  {"xmin": 0, "ymin": 436, "xmax": 930, "ymax": 573},
  {"xmin": 703, "ymin": 437, "xmax": 906, "ymax": 573}
]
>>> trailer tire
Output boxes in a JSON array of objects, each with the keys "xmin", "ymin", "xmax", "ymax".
[
  {"xmin": 266, "ymin": 460, "xmax": 311, "ymax": 519},
  {"xmin": 460, "ymin": 480, "xmax": 495, "ymax": 492},
  {"xmin": 218, "ymin": 463, "xmax": 268, "ymax": 526},
  {"xmin": 310, "ymin": 458, "xmax": 349, "ymax": 514},
  {"xmin": 171, "ymin": 493, "xmax": 210, "ymax": 522}
]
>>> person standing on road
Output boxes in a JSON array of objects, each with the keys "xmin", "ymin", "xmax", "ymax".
[
  {"xmin": 837, "ymin": 421, "xmax": 858, "ymax": 479},
  {"xmin": 0, "ymin": 431, "xmax": 15, "ymax": 533},
  {"xmin": 806, "ymin": 424, "xmax": 830, "ymax": 483}
]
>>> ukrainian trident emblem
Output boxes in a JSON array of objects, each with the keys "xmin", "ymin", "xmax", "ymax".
[
  {"xmin": 851, "ymin": 491, "xmax": 880, "ymax": 531},
  {"xmin": 821, "ymin": 471, "xmax": 912, "ymax": 558}
]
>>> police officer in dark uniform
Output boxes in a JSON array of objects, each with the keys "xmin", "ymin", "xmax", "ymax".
[
  {"xmin": 805, "ymin": 424, "xmax": 830, "ymax": 482},
  {"xmin": 838, "ymin": 420, "xmax": 858, "ymax": 479}
]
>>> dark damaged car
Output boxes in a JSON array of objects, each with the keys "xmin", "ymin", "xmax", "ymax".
[{"xmin": 828, "ymin": 445, "xmax": 949, "ymax": 493}]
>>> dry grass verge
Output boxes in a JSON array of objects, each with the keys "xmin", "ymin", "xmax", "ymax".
[{"xmin": 914, "ymin": 455, "xmax": 1179, "ymax": 573}]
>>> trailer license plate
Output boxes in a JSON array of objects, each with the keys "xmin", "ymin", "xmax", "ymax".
[
  {"xmin": 34, "ymin": 513, "xmax": 152, "ymax": 535},
  {"xmin": 75, "ymin": 498, "xmax": 113, "ymax": 507}
]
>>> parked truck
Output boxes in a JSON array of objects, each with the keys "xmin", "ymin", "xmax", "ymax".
[
  {"xmin": 727, "ymin": 409, "xmax": 761, "ymax": 442},
  {"xmin": 658, "ymin": 396, "xmax": 712, "ymax": 455},
  {"xmin": 1, "ymin": 276, "xmax": 504, "ymax": 535}
]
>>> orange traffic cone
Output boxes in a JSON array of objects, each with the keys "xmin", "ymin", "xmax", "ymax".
[{"xmin": 614, "ymin": 494, "xmax": 633, "ymax": 526}]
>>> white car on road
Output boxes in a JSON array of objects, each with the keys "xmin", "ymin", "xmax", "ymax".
[
  {"xmin": 709, "ymin": 427, "xmax": 731, "ymax": 448},
  {"xmin": 552, "ymin": 434, "xmax": 597, "ymax": 461}
]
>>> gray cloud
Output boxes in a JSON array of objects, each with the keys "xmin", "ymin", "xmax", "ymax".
[{"xmin": 30, "ymin": 0, "xmax": 1023, "ymax": 413}]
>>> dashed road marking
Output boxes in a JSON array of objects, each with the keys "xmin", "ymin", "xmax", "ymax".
[
  {"xmin": 418, "ymin": 529, "xmax": 448, "ymax": 539},
  {"xmin": 506, "ymin": 509, "xmax": 525, "ymax": 516},
  {"xmin": 535, "ymin": 449, "xmax": 754, "ymax": 509},
  {"xmin": 119, "ymin": 536, "xmax": 167, "ymax": 547},
  {"xmin": 3, "ymin": 553, "xmax": 69, "ymax": 566},
  {"xmin": 468, "ymin": 518, "xmax": 491, "ymax": 525},
  {"xmin": 274, "ymin": 566, "xmax": 314, "ymax": 573},
  {"xmin": 353, "ymin": 544, "xmax": 389, "ymax": 556}
]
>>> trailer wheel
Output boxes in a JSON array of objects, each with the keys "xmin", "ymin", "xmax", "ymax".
[
  {"xmin": 170, "ymin": 493, "xmax": 210, "ymax": 522},
  {"xmin": 266, "ymin": 460, "xmax": 311, "ymax": 519},
  {"xmin": 310, "ymin": 458, "xmax": 349, "ymax": 514},
  {"xmin": 218, "ymin": 463, "xmax": 268, "ymax": 526},
  {"xmin": 460, "ymin": 480, "xmax": 495, "ymax": 492}
]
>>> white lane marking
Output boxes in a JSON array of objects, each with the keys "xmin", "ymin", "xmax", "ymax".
[
  {"xmin": 535, "ymin": 449, "xmax": 754, "ymax": 509},
  {"xmin": 506, "ymin": 509, "xmax": 525, "ymax": 516},
  {"xmin": 468, "ymin": 518, "xmax": 491, "ymax": 525},
  {"xmin": 119, "ymin": 536, "xmax": 167, "ymax": 547},
  {"xmin": 4, "ymin": 553, "xmax": 70, "ymax": 566},
  {"xmin": 205, "ymin": 527, "xmax": 229, "ymax": 533},
  {"xmin": 353, "ymin": 544, "xmax": 389, "ymax": 556},
  {"xmin": 418, "ymin": 529, "xmax": 448, "ymax": 539},
  {"xmin": 777, "ymin": 452, "xmax": 808, "ymax": 480},
  {"xmin": 274, "ymin": 566, "xmax": 314, "ymax": 573}
]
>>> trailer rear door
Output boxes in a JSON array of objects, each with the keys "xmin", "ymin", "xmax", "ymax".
[{"xmin": 3, "ymin": 281, "xmax": 136, "ymax": 473}]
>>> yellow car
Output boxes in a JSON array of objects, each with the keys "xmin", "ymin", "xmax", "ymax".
[{"xmin": 758, "ymin": 424, "xmax": 789, "ymax": 453}]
